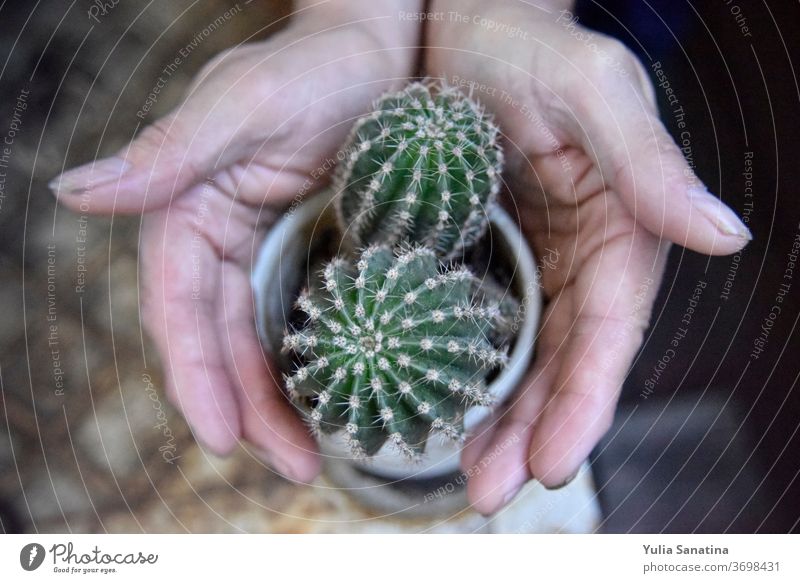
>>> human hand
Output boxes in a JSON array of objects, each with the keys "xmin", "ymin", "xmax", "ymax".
[
  {"xmin": 49, "ymin": 0, "xmax": 420, "ymax": 481},
  {"xmin": 426, "ymin": 0, "xmax": 751, "ymax": 513}
]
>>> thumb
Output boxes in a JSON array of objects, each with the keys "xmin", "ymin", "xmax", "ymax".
[
  {"xmin": 49, "ymin": 62, "xmax": 253, "ymax": 214},
  {"xmin": 580, "ymin": 80, "xmax": 752, "ymax": 256}
]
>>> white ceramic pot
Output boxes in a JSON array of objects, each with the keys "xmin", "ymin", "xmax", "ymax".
[{"xmin": 252, "ymin": 190, "xmax": 541, "ymax": 479}]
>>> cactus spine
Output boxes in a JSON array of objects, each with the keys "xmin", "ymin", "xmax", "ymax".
[
  {"xmin": 283, "ymin": 245, "xmax": 507, "ymax": 458},
  {"xmin": 335, "ymin": 81, "xmax": 503, "ymax": 259}
]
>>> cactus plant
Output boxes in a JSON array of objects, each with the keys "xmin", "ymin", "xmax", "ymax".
[
  {"xmin": 335, "ymin": 81, "xmax": 503, "ymax": 259},
  {"xmin": 283, "ymin": 244, "xmax": 508, "ymax": 459}
]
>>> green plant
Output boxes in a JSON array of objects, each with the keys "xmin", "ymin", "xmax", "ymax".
[
  {"xmin": 283, "ymin": 245, "xmax": 508, "ymax": 458},
  {"xmin": 335, "ymin": 81, "xmax": 503, "ymax": 259}
]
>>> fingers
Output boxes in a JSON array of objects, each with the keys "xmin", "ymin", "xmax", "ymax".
[
  {"xmin": 461, "ymin": 297, "xmax": 569, "ymax": 515},
  {"xmin": 140, "ymin": 200, "xmax": 241, "ymax": 455},
  {"xmin": 528, "ymin": 225, "xmax": 668, "ymax": 487},
  {"xmin": 216, "ymin": 262, "xmax": 321, "ymax": 482},
  {"xmin": 463, "ymin": 360, "xmax": 558, "ymax": 515},
  {"xmin": 49, "ymin": 50, "xmax": 254, "ymax": 215},
  {"xmin": 575, "ymin": 53, "xmax": 751, "ymax": 256}
]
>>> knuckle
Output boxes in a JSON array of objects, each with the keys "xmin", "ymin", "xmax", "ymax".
[
  {"xmin": 133, "ymin": 116, "xmax": 205, "ymax": 180},
  {"xmin": 630, "ymin": 58, "xmax": 659, "ymax": 108},
  {"xmin": 574, "ymin": 36, "xmax": 637, "ymax": 83},
  {"xmin": 566, "ymin": 34, "xmax": 659, "ymax": 114},
  {"xmin": 196, "ymin": 46, "xmax": 242, "ymax": 81},
  {"xmin": 600, "ymin": 37, "xmax": 634, "ymax": 64},
  {"xmin": 134, "ymin": 115, "xmax": 182, "ymax": 155},
  {"xmin": 609, "ymin": 150, "xmax": 635, "ymax": 191}
]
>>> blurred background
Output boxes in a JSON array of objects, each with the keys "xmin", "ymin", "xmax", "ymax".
[{"xmin": 0, "ymin": 0, "xmax": 798, "ymax": 533}]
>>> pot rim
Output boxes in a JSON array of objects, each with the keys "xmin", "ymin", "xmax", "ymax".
[{"xmin": 252, "ymin": 190, "xmax": 541, "ymax": 478}]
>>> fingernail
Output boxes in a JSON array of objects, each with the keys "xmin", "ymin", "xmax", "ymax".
[
  {"xmin": 48, "ymin": 157, "xmax": 131, "ymax": 195},
  {"xmin": 500, "ymin": 481, "xmax": 524, "ymax": 508},
  {"xmin": 496, "ymin": 467, "xmax": 529, "ymax": 512},
  {"xmin": 687, "ymin": 186, "xmax": 752, "ymax": 241},
  {"xmin": 544, "ymin": 467, "xmax": 580, "ymax": 491}
]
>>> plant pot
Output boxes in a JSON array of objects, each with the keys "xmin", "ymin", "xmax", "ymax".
[{"xmin": 252, "ymin": 189, "xmax": 541, "ymax": 480}]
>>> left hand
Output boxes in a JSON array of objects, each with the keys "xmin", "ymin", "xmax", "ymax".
[
  {"xmin": 426, "ymin": 0, "xmax": 751, "ymax": 513},
  {"xmin": 49, "ymin": 1, "xmax": 421, "ymax": 481}
]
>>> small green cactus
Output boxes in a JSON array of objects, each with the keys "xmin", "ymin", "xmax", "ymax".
[
  {"xmin": 283, "ymin": 245, "xmax": 508, "ymax": 459},
  {"xmin": 335, "ymin": 81, "xmax": 503, "ymax": 259}
]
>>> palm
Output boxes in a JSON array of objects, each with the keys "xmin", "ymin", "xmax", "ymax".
[
  {"xmin": 52, "ymin": 1, "xmax": 748, "ymax": 505},
  {"xmin": 497, "ymin": 140, "xmax": 665, "ymax": 475},
  {"xmin": 424, "ymin": 4, "xmax": 697, "ymax": 508},
  {"xmin": 139, "ymin": 22, "xmax": 411, "ymax": 479}
]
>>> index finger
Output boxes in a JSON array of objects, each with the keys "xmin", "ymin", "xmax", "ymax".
[{"xmin": 528, "ymin": 223, "xmax": 668, "ymax": 487}]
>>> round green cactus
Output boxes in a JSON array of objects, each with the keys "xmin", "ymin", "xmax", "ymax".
[
  {"xmin": 335, "ymin": 81, "xmax": 503, "ymax": 259},
  {"xmin": 283, "ymin": 245, "xmax": 508, "ymax": 459}
]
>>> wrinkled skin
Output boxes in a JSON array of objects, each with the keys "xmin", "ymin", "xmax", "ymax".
[
  {"xmin": 426, "ymin": 0, "xmax": 749, "ymax": 513},
  {"xmin": 52, "ymin": 4, "xmax": 420, "ymax": 481},
  {"xmin": 51, "ymin": 1, "xmax": 749, "ymax": 511}
]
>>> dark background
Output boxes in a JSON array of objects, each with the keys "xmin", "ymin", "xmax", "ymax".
[
  {"xmin": 580, "ymin": 0, "xmax": 800, "ymax": 532},
  {"xmin": 0, "ymin": 0, "xmax": 798, "ymax": 532}
]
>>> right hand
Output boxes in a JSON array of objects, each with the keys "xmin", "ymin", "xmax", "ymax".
[{"xmin": 425, "ymin": 0, "xmax": 750, "ymax": 512}]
